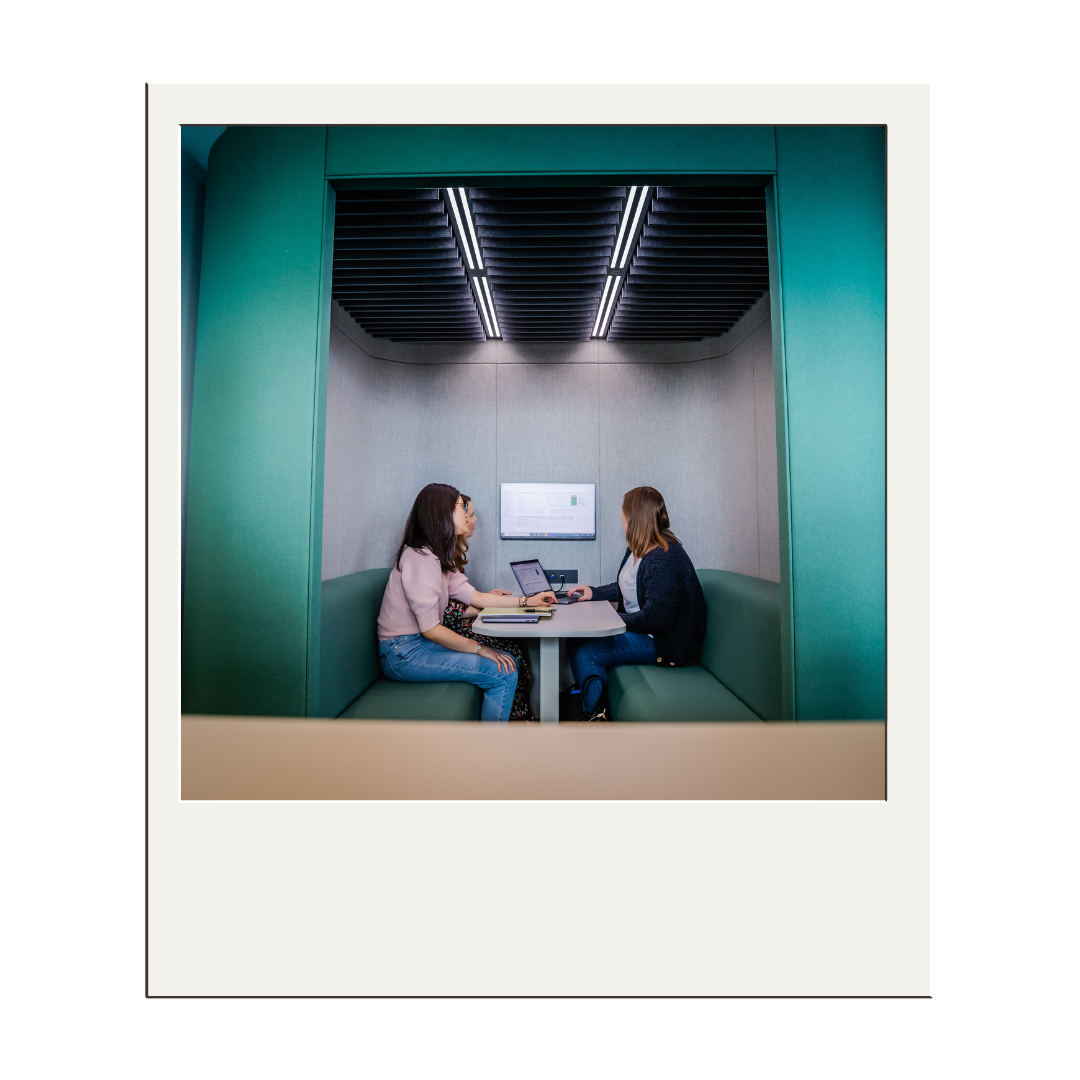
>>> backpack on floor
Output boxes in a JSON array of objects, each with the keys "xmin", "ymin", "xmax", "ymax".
[
  {"xmin": 559, "ymin": 675, "xmax": 608, "ymax": 721},
  {"xmin": 559, "ymin": 684, "xmax": 587, "ymax": 722}
]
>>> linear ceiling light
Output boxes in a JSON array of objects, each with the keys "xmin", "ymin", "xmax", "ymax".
[
  {"xmin": 444, "ymin": 188, "xmax": 474, "ymax": 270},
  {"xmin": 481, "ymin": 277, "xmax": 501, "ymax": 338},
  {"xmin": 619, "ymin": 186, "xmax": 651, "ymax": 269},
  {"xmin": 598, "ymin": 274, "xmax": 622, "ymax": 337},
  {"xmin": 447, "ymin": 187, "xmax": 500, "ymax": 340},
  {"xmin": 610, "ymin": 185, "xmax": 638, "ymax": 268},
  {"xmin": 472, "ymin": 278, "xmax": 494, "ymax": 337},
  {"xmin": 458, "ymin": 187, "xmax": 484, "ymax": 269},
  {"xmin": 592, "ymin": 275, "xmax": 614, "ymax": 337}
]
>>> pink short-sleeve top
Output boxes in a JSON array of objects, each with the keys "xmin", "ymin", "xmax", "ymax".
[{"xmin": 377, "ymin": 546, "xmax": 476, "ymax": 639}]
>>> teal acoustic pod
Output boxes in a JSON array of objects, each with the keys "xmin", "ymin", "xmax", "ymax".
[
  {"xmin": 771, "ymin": 126, "xmax": 886, "ymax": 719},
  {"xmin": 181, "ymin": 123, "xmax": 885, "ymax": 723},
  {"xmin": 182, "ymin": 126, "xmax": 334, "ymax": 716},
  {"xmin": 324, "ymin": 125, "xmax": 777, "ymax": 179},
  {"xmin": 179, "ymin": 144, "xmax": 206, "ymax": 625}
]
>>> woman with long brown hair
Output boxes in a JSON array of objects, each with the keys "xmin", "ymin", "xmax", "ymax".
[
  {"xmin": 566, "ymin": 486, "xmax": 706, "ymax": 720},
  {"xmin": 376, "ymin": 483, "xmax": 556, "ymax": 722}
]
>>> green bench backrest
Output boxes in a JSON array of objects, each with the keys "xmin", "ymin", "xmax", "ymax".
[
  {"xmin": 319, "ymin": 567, "xmax": 391, "ymax": 718},
  {"xmin": 696, "ymin": 569, "xmax": 782, "ymax": 720}
]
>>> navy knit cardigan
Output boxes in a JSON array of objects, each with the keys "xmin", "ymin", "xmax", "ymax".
[{"xmin": 591, "ymin": 541, "xmax": 707, "ymax": 667}]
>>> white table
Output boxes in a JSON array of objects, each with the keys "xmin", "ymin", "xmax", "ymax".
[{"xmin": 470, "ymin": 600, "xmax": 626, "ymax": 723}]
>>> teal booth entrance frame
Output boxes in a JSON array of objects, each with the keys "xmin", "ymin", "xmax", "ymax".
[{"xmin": 181, "ymin": 125, "xmax": 885, "ymax": 722}]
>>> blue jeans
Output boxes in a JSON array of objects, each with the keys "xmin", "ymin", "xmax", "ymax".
[
  {"xmin": 570, "ymin": 631, "xmax": 658, "ymax": 712},
  {"xmin": 378, "ymin": 634, "xmax": 519, "ymax": 723}
]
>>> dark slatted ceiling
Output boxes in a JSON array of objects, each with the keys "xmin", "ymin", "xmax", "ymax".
[
  {"xmin": 332, "ymin": 188, "xmax": 485, "ymax": 341},
  {"xmin": 468, "ymin": 187, "xmax": 628, "ymax": 341},
  {"xmin": 331, "ymin": 185, "xmax": 769, "ymax": 344},
  {"xmin": 606, "ymin": 186, "xmax": 769, "ymax": 342}
]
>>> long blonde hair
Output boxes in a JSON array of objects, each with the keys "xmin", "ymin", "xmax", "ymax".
[{"xmin": 623, "ymin": 486, "xmax": 679, "ymax": 559}]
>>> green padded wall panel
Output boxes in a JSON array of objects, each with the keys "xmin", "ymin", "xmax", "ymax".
[
  {"xmin": 765, "ymin": 180, "xmax": 795, "ymax": 719},
  {"xmin": 319, "ymin": 568, "xmax": 390, "ymax": 718},
  {"xmin": 773, "ymin": 127, "xmax": 886, "ymax": 719},
  {"xmin": 182, "ymin": 126, "xmax": 332, "ymax": 716},
  {"xmin": 325, "ymin": 125, "xmax": 776, "ymax": 179},
  {"xmin": 695, "ymin": 569, "xmax": 782, "ymax": 720}
]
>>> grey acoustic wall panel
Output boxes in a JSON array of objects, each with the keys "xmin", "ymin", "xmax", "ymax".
[
  {"xmin": 597, "ymin": 317, "xmax": 776, "ymax": 583},
  {"xmin": 322, "ymin": 325, "xmax": 499, "ymax": 587},
  {"xmin": 322, "ymin": 304, "xmax": 779, "ymax": 592},
  {"xmin": 322, "ymin": 325, "xmax": 372, "ymax": 580},
  {"xmin": 496, "ymin": 341, "xmax": 599, "ymax": 365},
  {"xmin": 599, "ymin": 361, "xmax": 714, "ymax": 579},
  {"xmin": 494, "ymin": 363, "xmax": 602, "ymax": 592},
  {"xmin": 710, "ymin": 329, "xmax": 766, "ymax": 577}
]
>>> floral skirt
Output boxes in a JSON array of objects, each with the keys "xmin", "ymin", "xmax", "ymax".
[{"xmin": 442, "ymin": 598, "xmax": 534, "ymax": 721}]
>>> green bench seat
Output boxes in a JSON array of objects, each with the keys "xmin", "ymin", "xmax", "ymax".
[
  {"xmin": 320, "ymin": 566, "xmax": 782, "ymax": 723},
  {"xmin": 320, "ymin": 567, "xmax": 480, "ymax": 721},
  {"xmin": 609, "ymin": 569, "xmax": 782, "ymax": 723},
  {"xmin": 337, "ymin": 679, "xmax": 481, "ymax": 721},
  {"xmin": 608, "ymin": 662, "xmax": 760, "ymax": 722}
]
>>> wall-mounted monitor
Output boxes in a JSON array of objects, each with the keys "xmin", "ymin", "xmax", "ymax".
[{"xmin": 500, "ymin": 482, "xmax": 596, "ymax": 540}]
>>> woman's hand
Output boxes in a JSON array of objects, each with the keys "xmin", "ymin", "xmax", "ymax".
[
  {"xmin": 479, "ymin": 645, "xmax": 517, "ymax": 673},
  {"xmin": 463, "ymin": 605, "xmax": 480, "ymax": 618},
  {"xmin": 566, "ymin": 585, "xmax": 593, "ymax": 601},
  {"xmin": 527, "ymin": 591, "xmax": 558, "ymax": 606}
]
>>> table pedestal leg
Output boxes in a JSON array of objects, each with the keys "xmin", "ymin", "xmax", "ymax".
[{"xmin": 538, "ymin": 637, "xmax": 560, "ymax": 723}]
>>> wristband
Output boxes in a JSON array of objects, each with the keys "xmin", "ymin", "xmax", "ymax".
[
  {"xmin": 476, "ymin": 642, "xmax": 483, "ymax": 654},
  {"xmin": 520, "ymin": 595, "xmax": 526, "ymax": 607}
]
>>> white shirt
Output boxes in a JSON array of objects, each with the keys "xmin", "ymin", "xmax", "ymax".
[
  {"xmin": 618, "ymin": 554, "xmax": 642, "ymax": 614},
  {"xmin": 618, "ymin": 554, "xmax": 653, "ymax": 637}
]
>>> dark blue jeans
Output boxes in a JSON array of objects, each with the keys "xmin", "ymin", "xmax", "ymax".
[{"xmin": 569, "ymin": 631, "xmax": 658, "ymax": 712}]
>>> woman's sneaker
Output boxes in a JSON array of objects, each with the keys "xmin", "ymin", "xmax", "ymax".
[{"xmin": 579, "ymin": 674, "xmax": 607, "ymax": 716}]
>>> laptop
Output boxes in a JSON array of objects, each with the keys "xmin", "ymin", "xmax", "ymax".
[{"xmin": 510, "ymin": 559, "xmax": 583, "ymax": 604}]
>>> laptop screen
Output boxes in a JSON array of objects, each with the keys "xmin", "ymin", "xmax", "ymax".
[{"xmin": 510, "ymin": 559, "xmax": 549, "ymax": 596}]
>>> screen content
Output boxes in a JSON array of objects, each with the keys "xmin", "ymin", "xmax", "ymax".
[
  {"xmin": 500, "ymin": 482, "xmax": 596, "ymax": 540},
  {"xmin": 511, "ymin": 561, "xmax": 549, "ymax": 594}
]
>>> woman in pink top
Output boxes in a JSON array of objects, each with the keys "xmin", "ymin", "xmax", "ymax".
[{"xmin": 377, "ymin": 483, "xmax": 557, "ymax": 722}]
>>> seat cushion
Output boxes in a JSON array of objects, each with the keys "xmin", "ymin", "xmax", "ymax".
[
  {"xmin": 337, "ymin": 678, "xmax": 481, "ymax": 721},
  {"xmin": 608, "ymin": 663, "xmax": 761, "ymax": 723}
]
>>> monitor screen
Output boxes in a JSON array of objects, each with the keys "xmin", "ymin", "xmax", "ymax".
[{"xmin": 500, "ymin": 482, "xmax": 596, "ymax": 540}]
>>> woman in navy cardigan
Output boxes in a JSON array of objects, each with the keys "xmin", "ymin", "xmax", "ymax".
[{"xmin": 567, "ymin": 486, "xmax": 707, "ymax": 719}]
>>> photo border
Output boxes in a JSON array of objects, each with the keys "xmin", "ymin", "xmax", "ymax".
[{"xmin": 150, "ymin": 85, "xmax": 929, "ymax": 996}]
